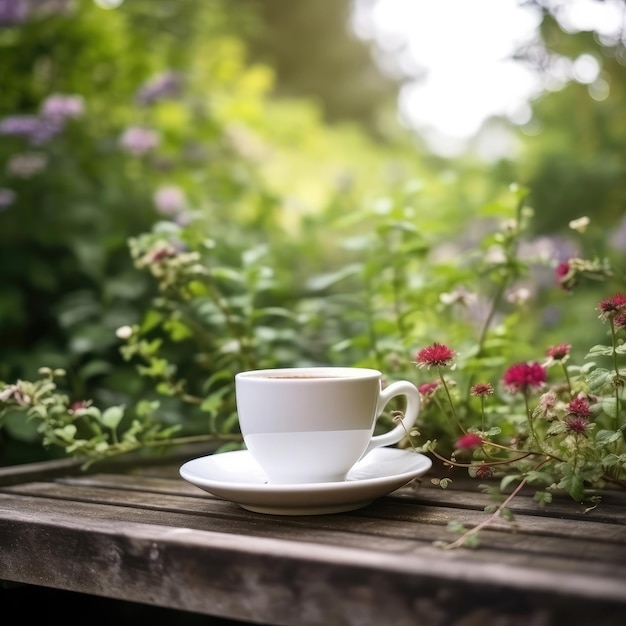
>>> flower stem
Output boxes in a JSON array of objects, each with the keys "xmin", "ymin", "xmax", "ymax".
[
  {"xmin": 609, "ymin": 318, "xmax": 622, "ymax": 429},
  {"xmin": 439, "ymin": 368, "xmax": 465, "ymax": 433},
  {"xmin": 442, "ymin": 475, "xmax": 529, "ymax": 550}
]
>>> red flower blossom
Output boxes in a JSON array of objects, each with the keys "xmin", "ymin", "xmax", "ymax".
[
  {"xmin": 474, "ymin": 464, "xmax": 494, "ymax": 480},
  {"xmin": 502, "ymin": 362, "xmax": 546, "ymax": 395},
  {"xmin": 555, "ymin": 261, "xmax": 570, "ymax": 279},
  {"xmin": 598, "ymin": 294, "xmax": 626, "ymax": 320},
  {"xmin": 546, "ymin": 344, "xmax": 571, "ymax": 360},
  {"xmin": 414, "ymin": 343, "xmax": 456, "ymax": 368},
  {"xmin": 567, "ymin": 396, "xmax": 591, "ymax": 418},
  {"xmin": 455, "ymin": 433, "xmax": 482, "ymax": 450},
  {"xmin": 470, "ymin": 382, "xmax": 494, "ymax": 397},
  {"xmin": 418, "ymin": 381, "xmax": 440, "ymax": 397},
  {"xmin": 147, "ymin": 246, "xmax": 177, "ymax": 264},
  {"xmin": 615, "ymin": 312, "xmax": 626, "ymax": 329},
  {"xmin": 565, "ymin": 416, "xmax": 589, "ymax": 435},
  {"xmin": 555, "ymin": 260, "xmax": 573, "ymax": 290},
  {"xmin": 69, "ymin": 400, "xmax": 92, "ymax": 414}
]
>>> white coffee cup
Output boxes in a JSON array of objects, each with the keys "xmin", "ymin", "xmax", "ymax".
[{"xmin": 234, "ymin": 366, "xmax": 421, "ymax": 484}]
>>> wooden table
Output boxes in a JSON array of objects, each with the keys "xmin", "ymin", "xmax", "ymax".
[{"xmin": 1, "ymin": 446, "xmax": 625, "ymax": 626}]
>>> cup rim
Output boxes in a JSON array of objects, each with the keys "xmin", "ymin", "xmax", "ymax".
[{"xmin": 235, "ymin": 367, "xmax": 382, "ymax": 380}]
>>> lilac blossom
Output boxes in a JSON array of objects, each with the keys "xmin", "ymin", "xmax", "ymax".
[
  {"xmin": 119, "ymin": 126, "xmax": 160, "ymax": 156},
  {"xmin": 153, "ymin": 185, "xmax": 186, "ymax": 216},
  {"xmin": 0, "ymin": 114, "xmax": 63, "ymax": 145},
  {"xmin": 41, "ymin": 93, "xmax": 84, "ymax": 120},
  {"xmin": 0, "ymin": 187, "xmax": 16, "ymax": 210},
  {"xmin": 136, "ymin": 71, "xmax": 182, "ymax": 106},
  {"xmin": 0, "ymin": 0, "xmax": 28, "ymax": 25},
  {"xmin": 7, "ymin": 152, "xmax": 48, "ymax": 178}
]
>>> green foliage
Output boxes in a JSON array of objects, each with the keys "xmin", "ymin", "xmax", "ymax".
[{"xmin": 0, "ymin": 0, "xmax": 625, "ymax": 554}]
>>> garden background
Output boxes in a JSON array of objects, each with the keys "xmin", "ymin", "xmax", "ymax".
[{"xmin": 1, "ymin": 0, "xmax": 625, "ymax": 467}]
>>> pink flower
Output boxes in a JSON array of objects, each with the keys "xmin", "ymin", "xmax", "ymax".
[
  {"xmin": 41, "ymin": 94, "xmax": 84, "ymax": 120},
  {"xmin": 598, "ymin": 294, "xmax": 626, "ymax": 321},
  {"xmin": 474, "ymin": 464, "xmax": 494, "ymax": 480},
  {"xmin": 567, "ymin": 396, "xmax": 591, "ymax": 418},
  {"xmin": 470, "ymin": 382, "xmax": 494, "ymax": 397},
  {"xmin": 502, "ymin": 362, "xmax": 546, "ymax": 395},
  {"xmin": 418, "ymin": 381, "xmax": 440, "ymax": 397},
  {"xmin": 68, "ymin": 400, "xmax": 92, "ymax": 414},
  {"xmin": 565, "ymin": 416, "xmax": 589, "ymax": 435},
  {"xmin": 455, "ymin": 433, "xmax": 482, "ymax": 450},
  {"xmin": 119, "ymin": 126, "xmax": 160, "ymax": 156},
  {"xmin": 153, "ymin": 185, "xmax": 186, "ymax": 216},
  {"xmin": 546, "ymin": 344, "xmax": 571, "ymax": 360},
  {"xmin": 414, "ymin": 343, "xmax": 456, "ymax": 368},
  {"xmin": 536, "ymin": 390, "xmax": 559, "ymax": 420}
]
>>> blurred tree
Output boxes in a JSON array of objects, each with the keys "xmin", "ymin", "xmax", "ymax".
[
  {"xmin": 242, "ymin": 0, "xmax": 401, "ymax": 137},
  {"xmin": 514, "ymin": 3, "xmax": 626, "ymax": 252}
]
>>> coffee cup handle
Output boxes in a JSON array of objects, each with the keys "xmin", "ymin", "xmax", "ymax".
[{"xmin": 362, "ymin": 380, "xmax": 421, "ymax": 458}]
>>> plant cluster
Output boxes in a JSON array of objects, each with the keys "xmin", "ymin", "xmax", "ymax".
[
  {"xmin": 1, "ymin": 184, "xmax": 624, "ymax": 549},
  {"xmin": 408, "ymin": 297, "xmax": 626, "ymax": 547}
]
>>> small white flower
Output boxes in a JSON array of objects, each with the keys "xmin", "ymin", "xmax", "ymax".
[
  {"xmin": 115, "ymin": 325, "xmax": 133, "ymax": 340},
  {"xmin": 506, "ymin": 287, "xmax": 532, "ymax": 305},
  {"xmin": 569, "ymin": 216, "xmax": 590, "ymax": 233}
]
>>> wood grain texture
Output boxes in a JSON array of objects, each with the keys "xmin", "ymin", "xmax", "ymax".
[{"xmin": 0, "ymin": 453, "xmax": 625, "ymax": 626}]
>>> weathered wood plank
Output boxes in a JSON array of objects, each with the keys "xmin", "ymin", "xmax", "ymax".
[
  {"xmin": 1, "ymin": 501, "xmax": 626, "ymax": 626},
  {"xmin": 2, "ymin": 482, "xmax": 626, "ymax": 571},
  {"xmin": 2, "ymin": 454, "xmax": 626, "ymax": 625}
]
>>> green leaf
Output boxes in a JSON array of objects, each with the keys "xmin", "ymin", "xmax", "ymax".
[
  {"xmin": 585, "ymin": 345, "xmax": 614, "ymax": 358},
  {"xmin": 447, "ymin": 521, "xmax": 465, "ymax": 534},
  {"xmin": 53, "ymin": 424, "xmax": 77, "ymax": 442},
  {"xmin": 200, "ymin": 390, "xmax": 229, "ymax": 417},
  {"xmin": 209, "ymin": 266, "xmax": 246, "ymax": 284},
  {"xmin": 500, "ymin": 474, "xmax": 521, "ymax": 491},
  {"xmin": 250, "ymin": 307, "xmax": 296, "ymax": 321},
  {"xmin": 533, "ymin": 491, "xmax": 553, "ymax": 506},
  {"xmin": 499, "ymin": 507, "xmax": 515, "ymax": 522},
  {"xmin": 305, "ymin": 264, "xmax": 361, "ymax": 291},
  {"xmin": 101, "ymin": 406, "xmax": 125, "ymax": 430},
  {"xmin": 601, "ymin": 454, "xmax": 621, "ymax": 467},
  {"xmin": 586, "ymin": 368, "xmax": 612, "ymax": 394},
  {"xmin": 163, "ymin": 318, "xmax": 193, "ymax": 341},
  {"xmin": 601, "ymin": 396, "xmax": 618, "ymax": 419},
  {"xmin": 525, "ymin": 470, "xmax": 553, "ymax": 486},
  {"xmin": 140, "ymin": 309, "xmax": 164, "ymax": 333},
  {"xmin": 462, "ymin": 533, "xmax": 481, "ymax": 549},
  {"xmin": 595, "ymin": 429, "xmax": 622, "ymax": 446},
  {"xmin": 484, "ymin": 426, "xmax": 502, "ymax": 436}
]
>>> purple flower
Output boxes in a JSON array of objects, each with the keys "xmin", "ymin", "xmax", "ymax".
[
  {"xmin": 153, "ymin": 185, "xmax": 186, "ymax": 216},
  {"xmin": 0, "ymin": 114, "xmax": 63, "ymax": 145},
  {"xmin": 0, "ymin": 0, "xmax": 28, "ymax": 25},
  {"xmin": 41, "ymin": 93, "xmax": 84, "ymax": 120},
  {"xmin": 136, "ymin": 71, "xmax": 182, "ymax": 106},
  {"xmin": 119, "ymin": 126, "xmax": 160, "ymax": 156},
  {"xmin": 0, "ymin": 115, "xmax": 42, "ymax": 137},
  {"xmin": 0, "ymin": 187, "xmax": 16, "ymax": 210}
]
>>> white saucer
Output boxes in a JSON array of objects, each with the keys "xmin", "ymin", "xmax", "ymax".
[{"xmin": 179, "ymin": 447, "xmax": 432, "ymax": 515}]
